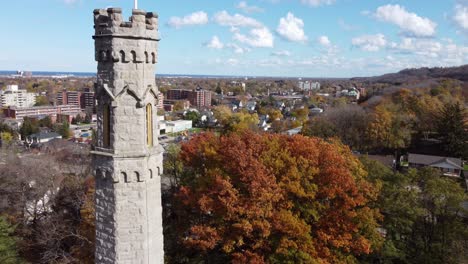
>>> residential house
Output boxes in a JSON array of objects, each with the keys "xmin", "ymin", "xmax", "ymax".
[{"xmin": 408, "ymin": 153, "xmax": 463, "ymax": 178}]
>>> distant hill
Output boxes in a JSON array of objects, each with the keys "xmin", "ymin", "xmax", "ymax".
[{"xmin": 352, "ymin": 65, "xmax": 468, "ymax": 85}]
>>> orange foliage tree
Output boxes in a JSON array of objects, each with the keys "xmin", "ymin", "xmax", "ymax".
[{"xmin": 173, "ymin": 132, "xmax": 382, "ymax": 263}]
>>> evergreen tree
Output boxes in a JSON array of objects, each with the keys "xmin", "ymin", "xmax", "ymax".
[
  {"xmin": 57, "ymin": 121, "xmax": 71, "ymax": 139},
  {"xmin": 38, "ymin": 116, "xmax": 53, "ymax": 129},
  {"xmin": 437, "ymin": 102, "xmax": 467, "ymax": 159},
  {"xmin": 0, "ymin": 216, "xmax": 22, "ymax": 264},
  {"xmin": 19, "ymin": 117, "xmax": 39, "ymax": 139},
  {"xmin": 84, "ymin": 112, "xmax": 92, "ymax": 124}
]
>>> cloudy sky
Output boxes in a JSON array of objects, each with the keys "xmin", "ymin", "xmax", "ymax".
[{"xmin": 0, "ymin": 0, "xmax": 467, "ymax": 77}]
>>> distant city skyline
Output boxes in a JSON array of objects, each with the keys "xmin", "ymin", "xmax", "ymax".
[{"xmin": 0, "ymin": 0, "xmax": 467, "ymax": 77}]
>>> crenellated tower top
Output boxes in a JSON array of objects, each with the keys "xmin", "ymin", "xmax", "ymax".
[{"xmin": 93, "ymin": 8, "xmax": 159, "ymax": 41}]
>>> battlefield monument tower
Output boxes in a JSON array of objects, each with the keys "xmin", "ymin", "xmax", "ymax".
[{"xmin": 92, "ymin": 5, "xmax": 164, "ymax": 263}]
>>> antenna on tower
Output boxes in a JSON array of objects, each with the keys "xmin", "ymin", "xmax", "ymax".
[{"xmin": 134, "ymin": 0, "xmax": 138, "ymax": 9}]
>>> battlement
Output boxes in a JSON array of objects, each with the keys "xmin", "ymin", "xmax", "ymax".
[{"xmin": 93, "ymin": 8, "xmax": 159, "ymax": 40}]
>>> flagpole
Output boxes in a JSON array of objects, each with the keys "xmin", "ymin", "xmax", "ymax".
[{"xmin": 134, "ymin": 0, "xmax": 138, "ymax": 9}]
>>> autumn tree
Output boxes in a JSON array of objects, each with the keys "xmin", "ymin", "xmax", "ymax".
[
  {"xmin": 291, "ymin": 107, "xmax": 309, "ymax": 124},
  {"xmin": 302, "ymin": 118, "xmax": 337, "ymax": 139},
  {"xmin": 1, "ymin": 132, "xmax": 14, "ymax": 146},
  {"xmin": 169, "ymin": 132, "xmax": 381, "ymax": 263},
  {"xmin": 367, "ymin": 104, "xmax": 411, "ymax": 151},
  {"xmin": 302, "ymin": 105, "xmax": 370, "ymax": 151},
  {"xmin": 214, "ymin": 106, "xmax": 260, "ymax": 133}
]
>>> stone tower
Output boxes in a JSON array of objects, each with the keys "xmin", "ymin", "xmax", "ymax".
[{"xmin": 91, "ymin": 7, "xmax": 164, "ymax": 264}]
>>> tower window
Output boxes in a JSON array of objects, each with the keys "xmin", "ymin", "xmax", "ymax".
[
  {"xmin": 131, "ymin": 51, "xmax": 137, "ymax": 62},
  {"xmin": 120, "ymin": 50, "xmax": 126, "ymax": 63},
  {"xmin": 151, "ymin": 52, "xmax": 156, "ymax": 64},
  {"xmin": 146, "ymin": 103, "xmax": 153, "ymax": 147},
  {"xmin": 145, "ymin": 52, "xmax": 149, "ymax": 63},
  {"xmin": 103, "ymin": 104, "xmax": 111, "ymax": 148}
]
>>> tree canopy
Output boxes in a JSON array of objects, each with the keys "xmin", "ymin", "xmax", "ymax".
[{"xmin": 168, "ymin": 132, "xmax": 381, "ymax": 263}]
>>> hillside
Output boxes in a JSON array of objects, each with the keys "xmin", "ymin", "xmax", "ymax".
[{"xmin": 352, "ymin": 65, "xmax": 468, "ymax": 85}]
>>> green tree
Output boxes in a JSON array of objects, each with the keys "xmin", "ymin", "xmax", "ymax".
[
  {"xmin": 184, "ymin": 111, "xmax": 201, "ymax": 126},
  {"xmin": 19, "ymin": 117, "xmax": 39, "ymax": 139},
  {"xmin": 56, "ymin": 121, "xmax": 71, "ymax": 139},
  {"xmin": 437, "ymin": 102, "xmax": 467, "ymax": 159},
  {"xmin": 360, "ymin": 159, "xmax": 468, "ymax": 264},
  {"xmin": 0, "ymin": 216, "xmax": 22, "ymax": 264},
  {"xmin": 38, "ymin": 116, "xmax": 53, "ymax": 129},
  {"xmin": 84, "ymin": 112, "xmax": 92, "ymax": 124},
  {"xmin": 215, "ymin": 84, "xmax": 222, "ymax": 95},
  {"xmin": 34, "ymin": 96, "xmax": 49, "ymax": 106}
]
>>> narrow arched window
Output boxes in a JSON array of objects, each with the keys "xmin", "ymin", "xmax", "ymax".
[
  {"xmin": 145, "ymin": 52, "xmax": 149, "ymax": 63},
  {"xmin": 135, "ymin": 171, "xmax": 141, "ymax": 182},
  {"xmin": 146, "ymin": 103, "xmax": 153, "ymax": 147},
  {"xmin": 151, "ymin": 52, "xmax": 156, "ymax": 64},
  {"xmin": 103, "ymin": 104, "xmax": 111, "ymax": 148},
  {"xmin": 120, "ymin": 50, "xmax": 126, "ymax": 63},
  {"xmin": 131, "ymin": 51, "xmax": 137, "ymax": 62},
  {"xmin": 121, "ymin": 172, "xmax": 128, "ymax": 183}
]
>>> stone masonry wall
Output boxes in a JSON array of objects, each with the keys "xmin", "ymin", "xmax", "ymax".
[{"xmin": 93, "ymin": 7, "xmax": 164, "ymax": 264}]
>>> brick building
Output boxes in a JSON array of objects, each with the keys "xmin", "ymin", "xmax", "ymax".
[
  {"xmin": 57, "ymin": 89, "xmax": 95, "ymax": 110},
  {"xmin": 3, "ymin": 105, "xmax": 82, "ymax": 122},
  {"xmin": 166, "ymin": 87, "xmax": 211, "ymax": 108}
]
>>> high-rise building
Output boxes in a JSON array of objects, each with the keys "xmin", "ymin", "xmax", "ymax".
[
  {"xmin": 166, "ymin": 87, "xmax": 211, "ymax": 108},
  {"xmin": 57, "ymin": 90, "xmax": 81, "ymax": 106},
  {"xmin": 57, "ymin": 89, "xmax": 95, "ymax": 111},
  {"xmin": 0, "ymin": 85, "xmax": 36, "ymax": 108},
  {"xmin": 81, "ymin": 88, "xmax": 96, "ymax": 111},
  {"xmin": 92, "ymin": 7, "xmax": 164, "ymax": 264}
]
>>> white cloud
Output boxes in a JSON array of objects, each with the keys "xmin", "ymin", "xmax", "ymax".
[
  {"xmin": 388, "ymin": 38, "xmax": 468, "ymax": 64},
  {"xmin": 236, "ymin": 1, "xmax": 264, "ymax": 14},
  {"xmin": 317, "ymin": 35, "xmax": 331, "ymax": 46},
  {"xmin": 352, "ymin": 34, "xmax": 387, "ymax": 52},
  {"xmin": 226, "ymin": 43, "xmax": 251, "ymax": 54},
  {"xmin": 389, "ymin": 38, "xmax": 442, "ymax": 56},
  {"xmin": 167, "ymin": 11, "xmax": 209, "ymax": 29},
  {"xmin": 276, "ymin": 12, "xmax": 308, "ymax": 43},
  {"xmin": 226, "ymin": 58, "xmax": 240, "ymax": 66},
  {"xmin": 300, "ymin": 0, "xmax": 335, "ymax": 7},
  {"xmin": 271, "ymin": 50, "xmax": 291, "ymax": 56},
  {"xmin": 213, "ymin": 11, "xmax": 263, "ymax": 28},
  {"xmin": 234, "ymin": 27, "xmax": 274, "ymax": 48},
  {"xmin": 454, "ymin": 2, "xmax": 468, "ymax": 33},
  {"xmin": 374, "ymin": 5, "xmax": 437, "ymax": 37},
  {"xmin": 338, "ymin": 19, "xmax": 359, "ymax": 31},
  {"xmin": 205, "ymin": 36, "xmax": 224, "ymax": 49}
]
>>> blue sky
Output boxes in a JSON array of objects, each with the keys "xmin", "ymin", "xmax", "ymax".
[{"xmin": 0, "ymin": 0, "xmax": 467, "ymax": 77}]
